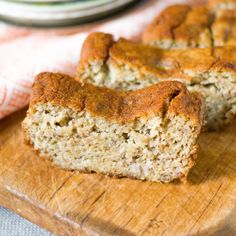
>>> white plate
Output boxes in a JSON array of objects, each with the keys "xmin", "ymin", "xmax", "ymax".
[
  {"xmin": 0, "ymin": 0, "xmax": 138, "ymax": 26},
  {"xmin": 9, "ymin": 0, "xmax": 75, "ymax": 2},
  {"xmin": 0, "ymin": 0, "xmax": 114, "ymax": 12}
]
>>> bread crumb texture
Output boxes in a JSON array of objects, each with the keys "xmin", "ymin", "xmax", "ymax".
[
  {"xmin": 208, "ymin": 0, "xmax": 236, "ymax": 12},
  {"xmin": 23, "ymin": 72, "xmax": 204, "ymax": 183}
]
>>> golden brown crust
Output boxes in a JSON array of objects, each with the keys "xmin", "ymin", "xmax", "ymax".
[
  {"xmin": 142, "ymin": 5, "xmax": 190, "ymax": 45},
  {"xmin": 29, "ymin": 72, "xmax": 204, "ymax": 128},
  {"xmin": 78, "ymin": 32, "xmax": 114, "ymax": 75},
  {"xmin": 212, "ymin": 9, "xmax": 236, "ymax": 46},
  {"xmin": 142, "ymin": 5, "xmax": 213, "ymax": 48},
  {"xmin": 109, "ymin": 38, "xmax": 177, "ymax": 79},
  {"xmin": 110, "ymin": 37, "xmax": 236, "ymax": 75}
]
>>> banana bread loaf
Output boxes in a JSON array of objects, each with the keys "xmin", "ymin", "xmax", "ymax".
[
  {"xmin": 23, "ymin": 72, "xmax": 204, "ymax": 183},
  {"xmin": 77, "ymin": 32, "xmax": 236, "ymax": 130},
  {"xmin": 142, "ymin": 5, "xmax": 213, "ymax": 49},
  {"xmin": 142, "ymin": 3, "xmax": 236, "ymax": 48}
]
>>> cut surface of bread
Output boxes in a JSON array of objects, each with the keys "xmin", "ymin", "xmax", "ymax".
[
  {"xmin": 23, "ymin": 72, "xmax": 204, "ymax": 183},
  {"xmin": 77, "ymin": 32, "xmax": 236, "ymax": 130},
  {"xmin": 142, "ymin": 5, "xmax": 213, "ymax": 49},
  {"xmin": 142, "ymin": 3, "xmax": 236, "ymax": 48},
  {"xmin": 208, "ymin": 0, "xmax": 236, "ymax": 12}
]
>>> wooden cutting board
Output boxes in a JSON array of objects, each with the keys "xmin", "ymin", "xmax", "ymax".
[{"xmin": 0, "ymin": 108, "xmax": 236, "ymax": 236}]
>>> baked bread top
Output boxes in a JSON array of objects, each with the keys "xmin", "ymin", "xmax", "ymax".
[
  {"xmin": 78, "ymin": 32, "xmax": 236, "ymax": 82},
  {"xmin": 142, "ymin": 4, "xmax": 213, "ymax": 48},
  {"xmin": 212, "ymin": 9, "xmax": 236, "ymax": 46},
  {"xmin": 30, "ymin": 72, "xmax": 204, "ymax": 126},
  {"xmin": 142, "ymin": 3, "xmax": 236, "ymax": 48},
  {"xmin": 79, "ymin": 32, "xmax": 114, "ymax": 69},
  {"xmin": 79, "ymin": 32, "xmax": 114, "ymax": 75}
]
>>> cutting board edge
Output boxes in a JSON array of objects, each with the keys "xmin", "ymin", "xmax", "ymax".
[{"xmin": 0, "ymin": 184, "xmax": 87, "ymax": 236}]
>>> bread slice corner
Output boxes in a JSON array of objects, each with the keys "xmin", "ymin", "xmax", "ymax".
[{"xmin": 23, "ymin": 72, "xmax": 204, "ymax": 183}]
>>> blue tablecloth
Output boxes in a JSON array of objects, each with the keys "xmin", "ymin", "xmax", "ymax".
[{"xmin": 0, "ymin": 207, "xmax": 52, "ymax": 236}]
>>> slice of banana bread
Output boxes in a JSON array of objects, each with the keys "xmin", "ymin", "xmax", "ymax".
[
  {"xmin": 142, "ymin": 5, "xmax": 213, "ymax": 49},
  {"xmin": 77, "ymin": 32, "xmax": 236, "ymax": 130},
  {"xmin": 23, "ymin": 72, "xmax": 204, "ymax": 183}
]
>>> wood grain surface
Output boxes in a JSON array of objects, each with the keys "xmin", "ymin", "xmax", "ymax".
[
  {"xmin": 0, "ymin": 108, "xmax": 235, "ymax": 236},
  {"xmin": 0, "ymin": 0, "xmax": 234, "ymax": 234}
]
